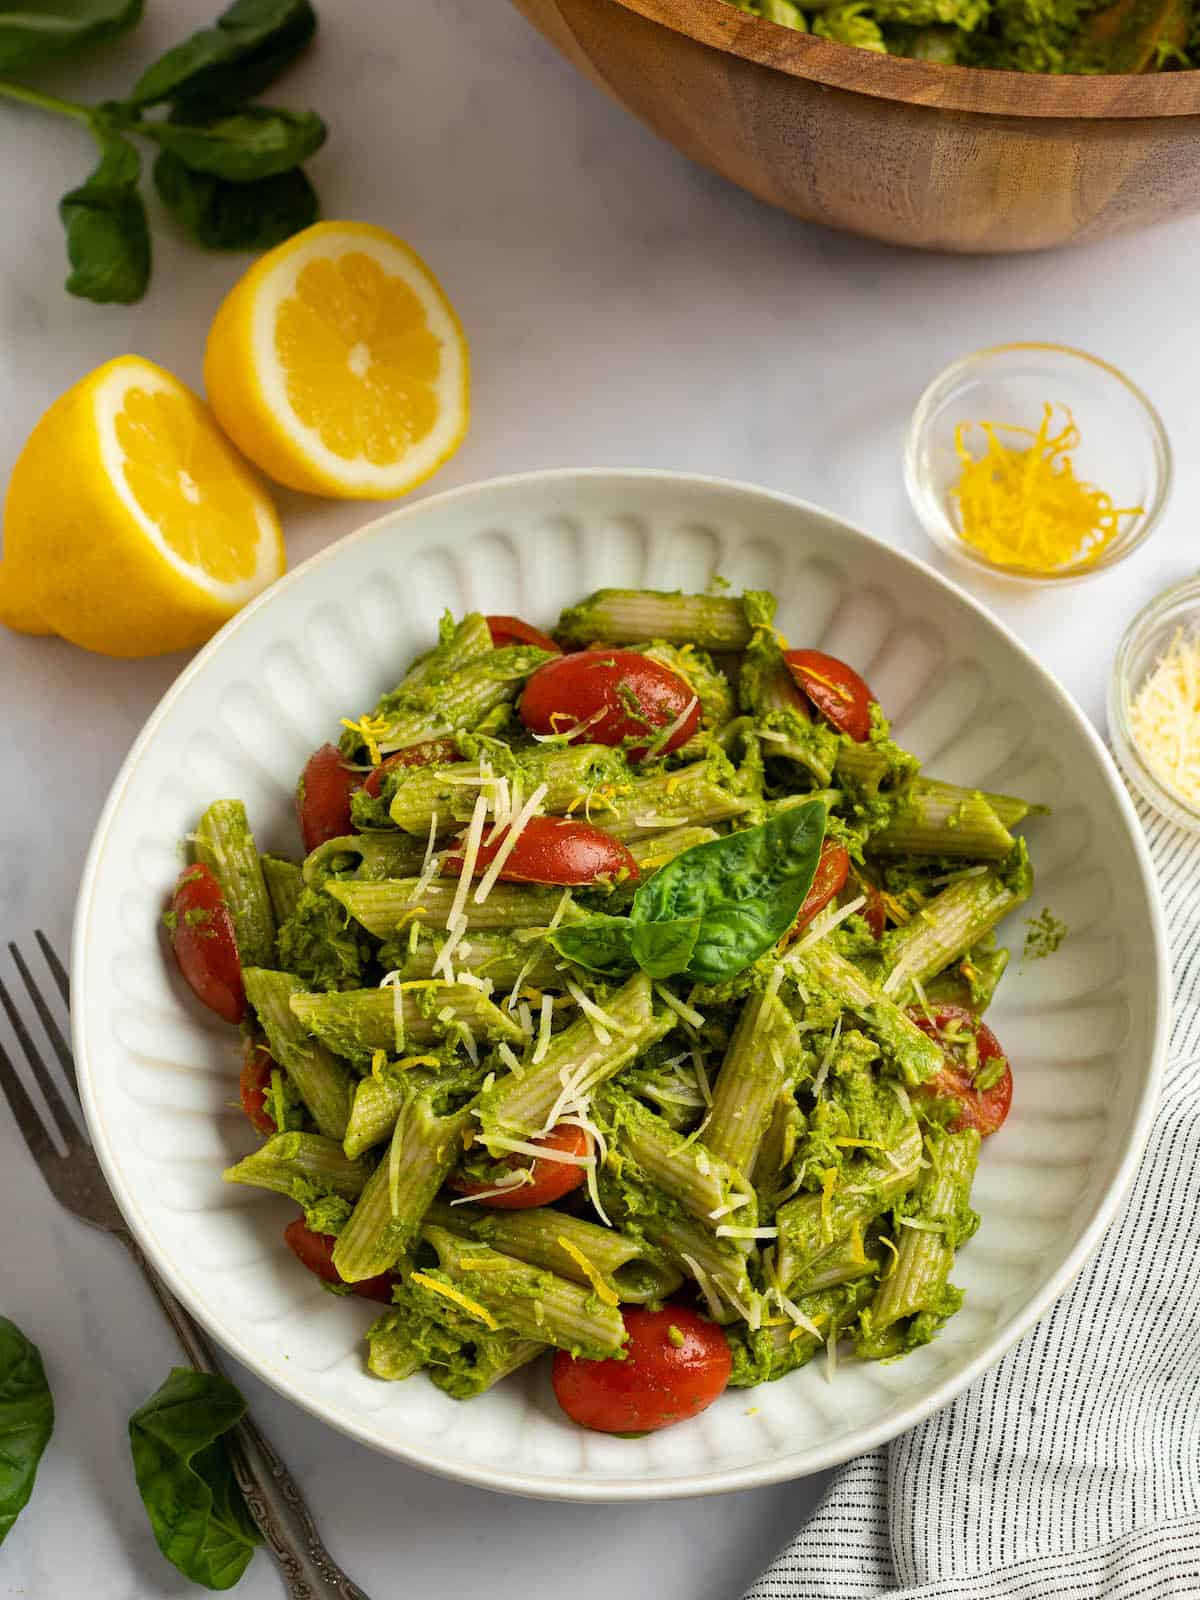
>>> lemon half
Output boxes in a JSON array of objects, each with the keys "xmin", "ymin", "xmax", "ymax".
[
  {"xmin": 0, "ymin": 355, "xmax": 284, "ymax": 657},
  {"xmin": 204, "ymin": 220, "xmax": 470, "ymax": 499}
]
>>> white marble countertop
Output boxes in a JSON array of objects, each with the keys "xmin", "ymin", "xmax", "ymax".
[{"xmin": 1, "ymin": 2, "xmax": 1197, "ymax": 1596}]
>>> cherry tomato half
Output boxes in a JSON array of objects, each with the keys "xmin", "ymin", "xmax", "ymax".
[
  {"xmin": 283, "ymin": 1219, "xmax": 397, "ymax": 1304},
  {"xmin": 169, "ymin": 864, "xmax": 245, "ymax": 1025},
  {"xmin": 909, "ymin": 1003, "xmax": 1013, "ymax": 1137},
  {"xmin": 519, "ymin": 650, "xmax": 700, "ymax": 761},
  {"xmin": 240, "ymin": 1042, "xmax": 277, "ymax": 1136},
  {"xmin": 442, "ymin": 815, "xmax": 638, "ymax": 888},
  {"xmin": 448, "ymin": 1123, "xmax": 591, "ymax": 1209},
  {"xmin": 850, "ymin": 866, "xmax": 887, "ymax": 941},
  {"xmin": 784, "ymin": 649, "xmax": 874, "ymax": 743},
  {"xmin": 787, "ymin": 841, "xmax": 850, "ymax": 941},
  {"xmin": 361, "ymin": 738, "xmax": 461, "ymax": 799},
  {"xmin": 297, "ymin": 743, "xmax": 359, "ymax": 853},
  {"xmin": 552, "ymin": 1305, "xmax": 731, "ymax": 1434},
  {"xmin": 486, "ymin": 615, "xmax": 562, "ymax": 654}
]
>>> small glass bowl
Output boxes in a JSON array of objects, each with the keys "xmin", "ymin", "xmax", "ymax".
[
  {"xmin": 905, "ymin": 342, "xmax": 1172, "ymax": 584},
  {"xmin": 1109, "ymin": 576, "xmax": 1200, "ymax": 833}
]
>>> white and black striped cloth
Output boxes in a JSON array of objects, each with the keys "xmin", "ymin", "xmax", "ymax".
[{"xmin": 748, "ymin": 798, "xmax": 1200, "ymax": 1600}]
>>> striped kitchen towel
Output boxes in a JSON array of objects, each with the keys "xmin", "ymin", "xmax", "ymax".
[{"xmin": 747, "ymin": 798, "xmax": 1200, "ymax": 1600}]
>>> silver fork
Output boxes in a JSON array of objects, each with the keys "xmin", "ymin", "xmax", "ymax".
[{"xmin": 0, "ymin": 932, "xmax": 370, "ymax": 1600}]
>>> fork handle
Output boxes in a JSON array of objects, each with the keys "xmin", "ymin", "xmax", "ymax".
[{"xmin": 121, "ymin": 1234, "xmax": 371, "ymax": 1600}]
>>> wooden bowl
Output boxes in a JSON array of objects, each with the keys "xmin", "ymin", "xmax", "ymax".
[{"xmin": 511, "ymin": 0, "xmax": 1200, "ymax": 251}]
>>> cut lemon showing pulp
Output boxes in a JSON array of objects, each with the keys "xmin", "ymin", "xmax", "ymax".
[
  {"xmin": 204, "ymin": 220, "xmax": 470, "ymax": 499},
  {"xmin": 0, "ymin": 355, "xmax": 283, "ymax": 657}
]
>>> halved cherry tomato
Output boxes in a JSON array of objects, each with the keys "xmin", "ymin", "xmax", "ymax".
[
  {"xmin": 519, "ymin": 650, "xmax": 700, "ymax": 761},
  {"xmin": 448, "ymin": 1123, "xmax": 590, "ymax": 1209},
  {"xmin": 487, "ymin": 615, "xmax": 562, "ymax": 654},
  {"xmin": 283, "ymin": 1219, "xmax": 397, "ymax": 1304},
  {"xmin": 552, "ymin": 1305, "xmax": 731, "ymax": 1433},
  {"xmin": 297, "ymin": 743, "xmax": 359, "ymax": 852},
  {"xmin": 784, "ymin": 649, "xmax": 874, "ymax": 742},
  {"xmin": 240, "ymin": 1042, "xmax": 277, "ymax": 1136},
  {"xmin": 442, "ymin": 815, "xmax": 638, "ymax": 888},
  {"xmin": 361, "ymin": 738, "xmax": 461, "ymax": 799},
  {"xmin": 786, "ymin": 840, "xmax": 850, "ymax": 941},
  {"xmin": 909, "ymin": 1003, "xmax": 1013, "ymax": 1137},
  {"xmin": 169, "ymin": 864, "xmax": 245, "ymax": 1025}
]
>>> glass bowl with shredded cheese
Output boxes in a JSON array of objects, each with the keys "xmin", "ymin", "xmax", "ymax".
[
  {"xmin": 1110, "ymin": 577, "xmax": 1200, "ymax": 831},
  {"xmin": 906, "ymin": 343, "xmax": 1172, "ymax": 583}
]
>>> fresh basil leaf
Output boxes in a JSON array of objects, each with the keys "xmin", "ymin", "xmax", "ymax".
[
  {"xmin": 130, "ymin": 0, "xmax": 316, "ymax": 109},
  {"xmin": 0, "ymin": 1317, "xmax": 54, "ymax": 1547},
  {"xmin": 0, "ymin": 0, "xmax": 142, "ymax": 72},
  {"xmin": 629, "ymin": 916, "xmax": 701, "ymax": 979},
  {"xmin": 59, "ymin": 133, "xmax": 151, "ymax": 304},
  {"xmin": 549, "ymin": 915, "xmax": 636, "ymax": 978},
  {"xmin": 129, "ymin": 1368, "xmax": 260, "ymax": 1591},
  {"xmin": 630, "ymin": 801, "xmax": 827, "ymax": 984},
  {"xmin": 143, "ymin": 105, "xmax": 325, "ymax": 183},
  {"xmin": 154, "ymin": 150, "xmax": 317, "ymax": 249}
]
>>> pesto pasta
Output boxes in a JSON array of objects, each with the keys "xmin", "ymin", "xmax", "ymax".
[{"xmin": 165, "ymin": 586, "xmax": 1041, "ymax": 1433}]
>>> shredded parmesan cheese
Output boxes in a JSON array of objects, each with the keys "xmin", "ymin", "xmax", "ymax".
[
  {"xmin": 1129, "ymin": 626, "xmax": 1200, "ymax": 807},
  {"xmin": 474, "ymin": 782, "xmax": 550, "ymax": 904},
  {"xmin": 680, "ymin": 1253, "xmax": 725, "ymax": 1323},
  {"xmin": 790, "ymin": 894, "xmax": 866, "ymax": 957},
  {"xmin": 532, "ymin": 993, "xmax": 554, "ymax": 1064},
  {"xmin": 715, "ymin": 1225, "xmax": 780, "ymax": 1240},
  {"xmin": 435, "ymin": 792, "xmax": 489, "ymax": 981},
  {"xmin": 654, "ymin": 986, "xmax": 705, "ymax": 1029},
  {"xmin": 449, "ymin": 1169, "xmax": 534, "ymax": 1204},
  {"xmin": 484, "ymin": 1133, "xmax": 594, "ymax": 1166}
]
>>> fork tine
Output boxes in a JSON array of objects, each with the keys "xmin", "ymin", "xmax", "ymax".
[
  {"xmin": 0, "ymin": 974, "xmax": 77, "ymax": 1146},
  {"xmin": 10, "ymin": 943, "xmax": 81, "ymax": 1109},
  {"xmin": 0, "ymin": 1030, "xmax": 59, "ymax": 1164},
  {"xmin": 35, "ymin": 931, "xmax": 70, "ymax": 1008}
]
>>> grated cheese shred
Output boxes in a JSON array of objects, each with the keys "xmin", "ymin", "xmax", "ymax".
[{"xmin": 1129, "ymin": 627, "xmax": 1200, "ymax": 808}]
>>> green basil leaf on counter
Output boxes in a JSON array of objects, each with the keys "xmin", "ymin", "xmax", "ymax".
[
  {"xmin": 59, "ymin": 132, "xmax": 151, "ymax": 304},
  {"xmin": 129, "ymin": 0, "xmax": 316, "ymax": 110},
  {"xmin": 0, "ymin": 1316, "xmax": 55, "ymax": 1547},
  {"xmin": 142, "ymin": 105, "xmax": 325, "ymax": 183},
  {"xmin": 0, "ymin": 0, "xmax": 142, "ymax": 73},
  {"xmin": 154, "ymin": 149, "xmax": 317, "ymax": 249},
  {"xmin": 630, "ymin": 800, "xmax": 827, "ymax": 984},
  {"xmin": 549, "ymin": 913, "xmax": 636, "ymax": 978},
  {"xmin": 129, "ymin": 1367, "xmax": 260, "ymax": 1591}
]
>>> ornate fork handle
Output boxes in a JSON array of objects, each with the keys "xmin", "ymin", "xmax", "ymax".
[{"xmin": 122, "ymin": 1233, "xmax": 371, "ymax": 1600}]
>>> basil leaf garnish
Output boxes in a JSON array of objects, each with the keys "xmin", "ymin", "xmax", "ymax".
[
  {"xmin": 630, "ymin": 800, "xmax": 826, "ymax": 983},
  {"xmin": 0, "ymin": 1317, "xmax": 54, "ymax": 1547},
  {"xmin": 549, "ymin": 914, "xmax": 635, "ymax": 978},
  {"xmin": 554, "ymin": 801, "xmax": 827, "ymax": 988},
  {"xmin": 128, "ymin": 1367, "xmax": 261, "ymax": 1590}
]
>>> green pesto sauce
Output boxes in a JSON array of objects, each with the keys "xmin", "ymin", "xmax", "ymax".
[{"xmin": 1023, "ymin": 907, "xmax": 1068, "ymax": 961}]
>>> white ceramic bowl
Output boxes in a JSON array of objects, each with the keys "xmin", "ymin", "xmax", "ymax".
[{"xmin": 73, "ymin": 470, "xmax": 1168, "ymax": 1501}]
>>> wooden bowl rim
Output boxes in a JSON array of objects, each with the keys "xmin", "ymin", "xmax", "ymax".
[{"xmin": 612, "ymin": 0, "xmax": 1200, "ymax": 118}]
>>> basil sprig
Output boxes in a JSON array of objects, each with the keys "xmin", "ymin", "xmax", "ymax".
[
  {"xmin": 552, "ymin": 800, "xmax": 827, "ymax": 986},
  {"xmin": 0, "ymin": 1316, "xmax": 54, "ymax": 1547},
  {"xmin": 129, "ymin": 1368, "xmax": 261, "ymax": 1591},
  {"xmin": 0, "ymin": 0, "xmax": 324, "ymax": 303}
]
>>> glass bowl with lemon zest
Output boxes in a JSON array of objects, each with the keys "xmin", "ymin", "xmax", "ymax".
[{"xmin": 905, "ymin": 343, "xmax": 1172, "ymax": 583}]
